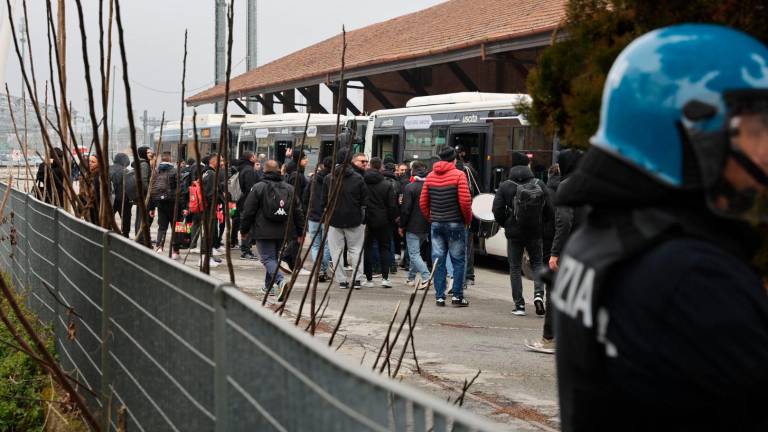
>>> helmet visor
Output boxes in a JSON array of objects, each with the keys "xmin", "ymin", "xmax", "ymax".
[{"xmin": 708, "ymin": 92, "xmax": 768, "ymax": 223}]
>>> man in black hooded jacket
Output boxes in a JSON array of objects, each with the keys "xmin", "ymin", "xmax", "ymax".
[
  {"xmin": 363, "ymin": 158, "xmax": 397, "ymax": 287},
  {"xmin": 233, "ymin": 151, "xmax": 260, "ymax": 259},
  {"xmin": 322, "ymin": 148, "xmax": 368, "ymax": 289},
  {"xmin": 240, "ymin": 160, "xmax": 304, "ymax": 298},
  {"xmin": 492, "ymin": 152, "xmax": 551, "ymax": 316},
  {"xmin": 303, "ymin": 157, "xmax": 333, "ymax": 282},
  {"xmin": 109, "ymin": 152, "xmax": 132, "ymax": 237}
]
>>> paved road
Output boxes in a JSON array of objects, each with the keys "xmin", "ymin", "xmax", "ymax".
[{"xmin": 178, "ymin": 244, "xmax": 560, "ymax": 431}]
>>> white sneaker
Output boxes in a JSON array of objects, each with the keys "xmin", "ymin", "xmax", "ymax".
[
  {"xmin": 394, "ymin": 254, "xmax": 401, "ymax": 261},
  {"xmin": 343, "ymin": 265, "xmax": 353, "ymax": 271},
  {"xmin": 155, "ymin": 247, "xmax": 164, "ymax": 254},
  {"xmin": 171, "ymin": 252, "xmax": 180, "ymax": 260},
  {"xmin": 297, "ymin": 269, "xmax": 311, "ymax": 276},
  {"xmin": 190, "ymin": 248, "xmax": 201, "ymax": 254},
  {"xmin": 362, "ymin": 280, "xmax": 374, "ymax": 288},
  {"xmin": 405, "ymin": 280, "xmax": 415, "ymax": 287},
  {"xmin": 201, "ymin": 258, "xmax": 220, "ymax": 268},
  {"xmin": 381, "ymin": 279, "xmax": 392, "ymax": 288},
  {"xmin": 417, "ymin": 281, "xmax": 430, "ymax": 290},
  {"xmin": 211, "ymin": 248, "xmax": 225, "ymax": 256}
]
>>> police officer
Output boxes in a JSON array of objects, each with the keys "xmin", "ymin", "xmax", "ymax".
[{"xmin": 552, "ymin": 25, "xmax": 768, "ymax": 430}]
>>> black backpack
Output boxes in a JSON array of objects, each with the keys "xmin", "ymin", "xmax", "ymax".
[
  {"xmin": 262, "ymin": 181, "xmax": 292, "ymax": 223},
  {"xmin": 150, "ymin": 169, "xmax": 174, "ymax": 201},
  {"xmin": 511, "ymin": 179, "xmax": 545, "ymax": 226},
  {"xmin": 122, "ymin": 168, "xmax": 138, "ymax": 202}
]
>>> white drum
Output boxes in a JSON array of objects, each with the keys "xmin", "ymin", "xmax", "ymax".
[{"xmin": 471, "ymin": 193, "xmax": 499, "ymax": 238}]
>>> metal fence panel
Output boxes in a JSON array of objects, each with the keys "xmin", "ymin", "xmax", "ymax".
[
  {"xmin": 106, "ymin": 233, "xmax": 218, "ymax": 432},
  {"xmin": 25, "ymin": 198, "xmax": 58, "ymax": 324},
  {"xmin": 56, "ymin": 209, "xmax": 106, "ymax": 411},
  {"xmin": 219, "ymin": 288, "xmax": 495, "ymax": 432}
]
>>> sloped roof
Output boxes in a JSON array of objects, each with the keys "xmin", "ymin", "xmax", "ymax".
[{"xmin": 187, "ymin": 0, "xmax": 566, "ymax": 106}]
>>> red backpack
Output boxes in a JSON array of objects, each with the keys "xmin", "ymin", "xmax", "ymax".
[{"xmin": 188, "ymin": 179, "xmax": 205, "ymax": 214}]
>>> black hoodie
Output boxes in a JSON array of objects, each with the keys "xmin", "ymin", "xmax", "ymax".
[
  {"xmin": 492, "ymin": 165, "xmax": 550, "ymax": 240},
  {"xmin": 400, "ymin": 168, "xmax": 429, "ymax": 234},
  {"xmin": 234, "ymin": 156, "xmax": 260, "ymax": 205},
  {"xmin": 303, "ymin": 169, "xmax": 328, "ymax": 222},
  {"xmin": 240, "ymin": 171, "xmax": 304, "ymax": 240},
  {"xmin": 364, "ymin": 169, "xmax": 397, "ymax": 228},
  {"xmin": 322, "ymin": 165, "xmax": 368, "ymax": 228}
]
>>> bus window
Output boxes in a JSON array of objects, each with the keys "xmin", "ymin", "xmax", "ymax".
[
  {"xmin": 275, "ymin": 140, "xmax": 292, "ymax": 165},
  {"xmin": 240, "ymin": 140, "xmax": 256, "ymax": 155},
  {"xmin": 404, "ymin": 127, "xmax": 446, "ymax": 167},
  {"xmin": 321, "ymin": 139, "xmax": 335, "ymax": 161},
  {"xmin": 372, "ymin": 134, "xmax": 399, "ymax": 161}
]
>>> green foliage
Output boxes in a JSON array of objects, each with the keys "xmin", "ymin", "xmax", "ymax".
[
  {"xmin": 525, "ymin": 0, "xmax": 768, "ymax": 148},
  {"xmin": 0, "ymin": 284, "xmax": 54, "ymax": 431}
]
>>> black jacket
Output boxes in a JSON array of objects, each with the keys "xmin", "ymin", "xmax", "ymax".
[
  {"xmin": 202, "ymin": 165, "xmax": 226, "ymax": 207},
  {"xmin": 240, "ymin": 171, "xmax": 304, "ymax": 240},
  {"xmin": 556, "ymin": 213, "xmax": 767, "ymax": 431},
  {"xmin": 492, "ymin": 165, "xmax": 550, "ymax": 240},
  {"xmin": 234, "ymin": 158, "xmax": 260, "ymax": 206},
  {"xmin": 36, "ymin": 162, "xmax": 65, "ymax": 205},
  {"xmin": 149, "ymin": 162, "xmax": 177, "ymax": 202},
  {"xmin": 285, "ymin": 160, "xmax": 308, "ymax": 210},
  {"xmin": 364, "ymin": 169, "xmax": 397, "ymax": 228},
  {"xmin": 542, "ymin": 175, "xmax": 560, "ymax": 241},
  {"xmin": 303, "ymin": 170, "xmax": 328, "ymax": 222},
  {"xmin": 109, "ymin": 154, "xmax": 130, "ymax": 206},
  {"xmin": 382, "ymin": 170, "xmax": 402, "ymax": 199},
  {"xmin": 400, "ymin": 170, "xmax": 429, "ymax": 234},
  {"xmin": 131, "ymin": 158, "xmax": 151, "ymax": 195},
  {"xmin": 322, "ymin": 165, "xmax": 368, "ymax": 229}
]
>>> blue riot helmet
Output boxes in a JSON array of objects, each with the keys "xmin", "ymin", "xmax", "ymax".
[{"xmin": 592, "ymin": 24, "xmax": 768, "ymax": 222}]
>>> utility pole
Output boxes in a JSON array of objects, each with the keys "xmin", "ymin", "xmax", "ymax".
[
  {"xmin": 142, "ymin": 109, "xmax": 148, "ymax": 148},
  {"xmin": 246, "ymin": 0, "xmax": 258, "ymax": 114},
  {"xmin": 109, "ymin": 65, "xmax": 116, "ymax": 160},
  {"xmin": 214, "ymin": 0, "xmax": 227, "ymax": 113}
]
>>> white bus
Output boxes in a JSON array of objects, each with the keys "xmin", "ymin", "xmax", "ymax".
[
  {"xmin": 237, "ymin": 113, "xmax": 368, "ymax": 168},
  {"xmin": 154, "ymin": 113, "xmax": 260, "ymax": 162},
  {"xmin": 365, "ymin": 92, "xmax": 555, "ymax": 258}
]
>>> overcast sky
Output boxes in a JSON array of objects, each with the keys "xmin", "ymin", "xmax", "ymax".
[{"xmin": 3, "ymin": 0, "xmax": 445, "ymax": 130}]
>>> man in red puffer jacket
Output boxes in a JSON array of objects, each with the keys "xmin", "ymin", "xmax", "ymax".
[{"xmin": 420, "ymin": 146, "xmax": 472, "ymax": 307}]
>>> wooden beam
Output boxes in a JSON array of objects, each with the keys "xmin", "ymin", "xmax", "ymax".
[
  {"xmin": 359, "ymin": 77, "xmax": 395, "ymax": 109},
  {"xmin": 254, "ymin": 94, "xmax": 274, "ymax": 114},
  {"xmin": 328, "ymin": 83, "xmax": 362, "ymax": 116},
  {"xmin": 233, "ymin": 99, "xmax": 252, "ymax": 114},
  {"xmin": 297, "ymin": 86, "xmax": 328, "ymax": 114},
  {"xmin": 398, "ymin": 70, "xmax": 428, "ymax": 96},
  {"xmin": 447, "ymin": 62, "xmax": 479, "ymax": 92}
]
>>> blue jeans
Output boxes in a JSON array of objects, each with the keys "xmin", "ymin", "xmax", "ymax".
[
  {"xmin": 406, "ymin": 232, "xmax": 430, "ymax": 282},
  {"xmin": 307, "ymin": 221, "xmax": 331, "ymax": 273},
  {"xmin": 254, "ymin": 239, "xmax": 284, "ymax": 290},
  {"xmin": 445, "ymin": 230, "xmax": 469, "ymax": 277},
  {"xmin": 431, "ymin": 222, "xmax": 466, "ymax": 300}
]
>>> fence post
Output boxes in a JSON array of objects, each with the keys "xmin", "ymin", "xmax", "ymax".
[
  {"xmin": 24, "ymin": 194, "xmax": 30, "ymax": 292},
  {"xmin": 214, "ymin": 284, "xmax": 231, "ymax": 432},
  {"xmin": 100, "ymin": 232, "xmax": 113, "ymax": 431}
]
